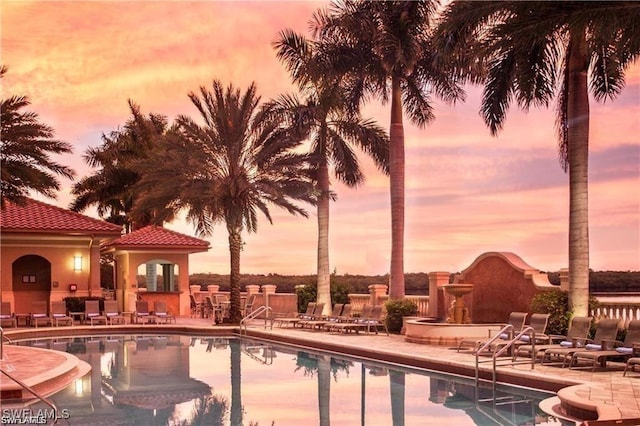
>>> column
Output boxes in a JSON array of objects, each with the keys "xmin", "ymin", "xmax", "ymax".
[
  {"xmin": 368, "ymin": 284, "xmax": 388, "ymax": 306},
  {"xmin": 428, "ymin": 271, "xmax": 450, "ymax": 320}
]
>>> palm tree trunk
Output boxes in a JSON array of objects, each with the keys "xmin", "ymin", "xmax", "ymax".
[
  {"xmin": 389, "ymin": 370, "xmax": 405, "ymax": 426},
  {"xmin": 389, "ymin": 76, "xmax": 405, "ymax": 300},
  {"xmin": 317, "ymin": 158, "xmax": 332, "ymax": 316},
  {"xmin": 230, "ymin": 339, "xmax": 243, "ymax": 426},
  {"xmin": 317, "ymin": 355, "xmax": 331, "ymax": 426},
  {"xmin": 567, "ymin": 30, "xmax": 590, "ymax": 318},
  {"xmin": 228, "ymin": 224, "xmax": 243, "ymax": 323}
]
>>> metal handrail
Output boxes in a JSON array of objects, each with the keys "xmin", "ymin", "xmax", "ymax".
[
  {"xmin": 239, "ymin": 305, "xmax": 273, "ymax": 335},
  {"xmin": 0, "ymin": 326, "xmax": 12, "ymax": 360},
  {"xmin": 1, "ymin": 367, "xmax": 59, "ymax": 423}
]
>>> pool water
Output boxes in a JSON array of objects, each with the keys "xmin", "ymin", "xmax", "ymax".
[{"xmin": 16, "ymin": 335, "xmax": 561, "ymax": 425}]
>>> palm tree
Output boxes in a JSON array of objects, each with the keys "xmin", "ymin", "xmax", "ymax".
[
  {"xmin": 436, "ymin": 1, "xmax": 640, "ymax": 317},
  {"xmin": 134, "ymin": 80, "xmax": 315, "ymax": 323},
  {"xmin": 272, "ymin": 30, "xmax": 389, "ymax": 315},
  {"xmin": 0, "ymin": 65, "xmax": 74, "ymax": 208},
  {"xmin": 70, "ymin": 100, "xmax": 174, "ymax": 232},
  {"xmin": 312, "ymin": 1, "xmax": 466, "ymax": 299}
]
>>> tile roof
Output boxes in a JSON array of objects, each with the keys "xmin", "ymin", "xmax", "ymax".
[
  {"xmin": 0, "ymin": 198, "xmax": 123, "ymax": 235},
  {"xmin": 102, "ymin": 225, "xmax": 210, "ymax": 251}
]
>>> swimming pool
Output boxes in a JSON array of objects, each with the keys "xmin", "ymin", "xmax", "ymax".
[{"xmin": 14, "ymin": 335, "xmax": 561, "ymax": 425}]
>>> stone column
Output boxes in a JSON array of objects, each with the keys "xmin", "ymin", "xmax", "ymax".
[
  {"xmin": 245, "ymin": 285, "xmax": 260, "ymax": 296},
  {"xmin": 559, "ymin": 268, "xmax": 569, "ymax": 292},
  {"xmin": 261, "ymin": 285, "xmax": 276, "ymax": 295},
  {"xmin": 428, "ymin": 271, "xmax": 450, "ymax": 319},
  {"xmin": 368, "ymin": 284, "xmax": 388, "ymax": 306}
]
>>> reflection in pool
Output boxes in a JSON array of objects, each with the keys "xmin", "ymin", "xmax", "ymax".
[{"xmin": 17, "ymin": 335, "xmax": 560, "ymax": 425}]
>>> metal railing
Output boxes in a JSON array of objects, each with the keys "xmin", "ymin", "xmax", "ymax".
[
  {"xmin": 239, "ymin": 305, "xmax": 273, "ymax": 335},
  {"xmin": 1, "ymin": 367, "xmax": 59, "ymax": 423},
  {"xmin": 474, "ymin": 325, "xmax": 537, "ymax": 388}
]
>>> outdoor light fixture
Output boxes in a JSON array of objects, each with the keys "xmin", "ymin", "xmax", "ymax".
[{"xmin": 73, "ymin": 256, "xmax": 83, "ymax": 271}]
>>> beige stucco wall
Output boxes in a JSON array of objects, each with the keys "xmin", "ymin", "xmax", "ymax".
[
  {"xmin": 0, "ymin": 235, "xmax": 103, "ymax": 313},
  {"xmin": 114, "ymin": 251, "xmax": 190, "ymax": 315}
]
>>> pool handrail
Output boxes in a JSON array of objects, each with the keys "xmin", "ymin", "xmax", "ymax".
[
  {"xmin": 1, "ymin": 367, "xmax": 59, "ymax": 423},
  {"xmin": 240, "ymin": 305, "xmax": 273, "ymax": 335}
]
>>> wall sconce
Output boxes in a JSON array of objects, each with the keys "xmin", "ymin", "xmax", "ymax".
[{"xmin": 73, "ymin": 256, "xmax": 83, "ymax": 271}]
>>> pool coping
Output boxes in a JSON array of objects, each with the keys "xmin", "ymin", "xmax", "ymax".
[{"xmin": 2, "ymin": 322, "xmax": 634, "ymax": 423}]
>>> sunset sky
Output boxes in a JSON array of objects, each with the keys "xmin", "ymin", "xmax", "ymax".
[{"xmin": 2, "ymin": 1, "xmax": 639, "ymax": 276}]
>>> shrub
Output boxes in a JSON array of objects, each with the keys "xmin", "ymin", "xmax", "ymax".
[
  {"xmin": 296, "ymin": 281, "xmax": 352, "ymax": 312},
  {"xmin": 384, "ymin": 299, "xmax": 418, "ymax": 334},
  {"xmin": 530, "ymin": 290, "xmax": 601, "ymax": 336},
  {"xmin": 63, "ymin": 296, "xmax": 104, "ymax": 313}
]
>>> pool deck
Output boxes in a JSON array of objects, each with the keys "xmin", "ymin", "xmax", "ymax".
[{"xmin": 2, "ymin": 316, "xmax": 640, "ymax": 424}]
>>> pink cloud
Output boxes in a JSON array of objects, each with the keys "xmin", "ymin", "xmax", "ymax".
[{"xmin": 2, "ymin": 1, "xmax": 638, "ymax": 275}]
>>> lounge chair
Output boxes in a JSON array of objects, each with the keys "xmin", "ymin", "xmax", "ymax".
[
  {"xmin": 330, "ymin": 305, "xmax": 376, "ymax": 334},
  {"xmin": 85, "ymin": 300, "xmax": 107, "ymax": 325},
  {"xmin": 134, "ymin": 300, "xmax": 156, "ymax": 324},
  {"xmin": 570, "ymin": 320, "xmax": 640, "ymax": 371},
  {"xmin": 0, "ymin": 301, "xmax": 17, "ymax": 328},
  {"xmin": 513, "ymin": 316, "xmax": 592, "ymax": 362},
  {"xmin": 298, "ymin": 303, "xmax": 344, "ymax": 329},
  {"xmin": 30, "ymin": 301, "xmax": 51, "ymax": 327},
  {"xmin": 544, "ymin": 318, "xmax": 620, "ymax": 367},
  {"xmin": 153, "ymin": 300, "xmax": 176, "ymax": 324},
  {"xmin": 51, "ymin": 301, "xmax": 73, "ymax": 326},
  {"xmin": 104, "ymin": 300, "xmax": 126, "ymax": 325},
  {"xmin": 275, "ymin": 302, "xmax": 319, "ymax": 328},
  {"xmin": 624, "ymin": 356, "xmax": 640, "ymax": 377},
  {"xmin": 457, "ymin": 312, "xmax": 528, "ymax": 353}
]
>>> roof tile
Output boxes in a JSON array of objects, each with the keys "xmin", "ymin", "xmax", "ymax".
[
  {"xmin": 0, "ymin": 198, "xmax": 123, "ymax": 234},
  {"xmin": 103, "ymin": 225, "xmax": 210, "ymax": 249}
]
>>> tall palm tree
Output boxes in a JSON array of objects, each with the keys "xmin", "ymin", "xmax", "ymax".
[
  {"xmin": 0, "ymin": 65, "xmax": 74, "ymax": 208},
  {"xmin": 134, "ymin": 80, "xmax": 315, "ymax": 323},
  {"xmin": 313, "ymin": 1, "xmax": 466, "ymax": 299},
  {"xmin": 272, "ymin": 30, "xmax": 389, "ymax": 315},
  {"xmin": 436, "ymin": 1, "xmax": 640, "ymax": 317},
  {"xmin": 70, "ymin": 100, "xmax": 174, "ymax": 232}
]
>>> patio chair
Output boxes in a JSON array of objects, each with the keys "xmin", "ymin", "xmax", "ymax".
[
  {"xmin": 51, "ymin": 301, "xmax": 73, "ymax": 326},
  {"xmin": 205, "ymin": 296, "xmax": 225, "ymax": 324},
  {"xmin": 30, "ymin": 301, "xmax": 51, "ymax": 327},
  {"xmin": 457, "ymin": 312, "xmax": 528, "ymax": 353},
  {"xmin": 0, "ymin": 301, "xmax": 17, "ymax": 328},
  {"xmin": 298, "ymin": 303, "xmax": 344, "ymax": 330},
  {"xmin": 274, "ymin": 302, "xmax": 318, "ymax": 328},
  {"xmin": 190, "ymin": 294, "xmax": 203, "ymax": 318},
  {"xmin": 570, "ymin": 320, "xmax": 640, "ymax": 371},
  {"xmin": 104, "ymin": 300, "xmax": 126, "ymax": 325},
  {"xmin": 153, "ymin": 300, "xmax": 176, "ymax": 324},
  {"xmin": 513, "ymin": 316, "xmax": 592, "ymax": 362},
  {"xmin": 85, "ymin": 300, "xmax": 107, "ymax": 325},
  {"xmin": 242, "ymin": 294, "xmax": 257, "ymax": 317},
  {"xmin": 544, "ymin": 318, "xmax": 620, "ymax": 367},
  {"xmin": 134, "ymin": 300, "xmax": 156, "ymax": 324}
]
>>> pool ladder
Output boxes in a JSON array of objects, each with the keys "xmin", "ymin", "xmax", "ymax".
[
  {"xmin": 239, "ymin": 305, "xmax": 273, "ymax": 336},
  {"xmin": 471, "ymin": 325, "xmax": 540, "ymax": 424},
  {"xmin": 1, "ymin": 327, "xmax": 60, "ymax": 424},
  {"xmin": 474, "ymin": 324, "xmax": 537, "ymax": 388}
]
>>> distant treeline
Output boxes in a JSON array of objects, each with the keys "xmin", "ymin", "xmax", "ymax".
[{"xmin": 190, "ymin": 270, "xmax": 640, "ymax": 294}]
